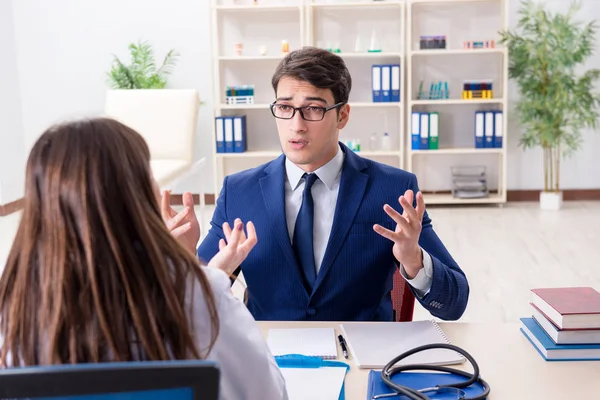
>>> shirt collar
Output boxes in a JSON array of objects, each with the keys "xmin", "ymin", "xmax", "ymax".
[{"xmin": 285, "ymin": 144, "xmax": 345, "ymax": 191}]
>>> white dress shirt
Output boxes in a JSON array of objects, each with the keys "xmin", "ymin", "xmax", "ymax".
[{"xmin": 284, "ymin": 145, "xmax": 433, "ymax": 296}]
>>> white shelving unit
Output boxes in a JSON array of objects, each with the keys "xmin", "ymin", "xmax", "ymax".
[
  {"xmin": 306, "ymin": 0, "xmax": 406, "ymax": 169},
  {"xmin": 209, "ymin": 0, "xmax": 406, "ymax": 195},
  {"xmin": 209, "ymin": 0, "xmax": 306, "ymax": 194},
  {"xmin": 209, "ymin": 0, "xmax": 508, "ymax": 205},
  {"xmin": 406, "ymin": 0, "xmax": 508, "ymax": 205}
]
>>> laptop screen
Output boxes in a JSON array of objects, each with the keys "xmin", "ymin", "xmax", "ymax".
[{"xmin": 5, "ymin": 387, "xmax": 194, "ymax": 400}]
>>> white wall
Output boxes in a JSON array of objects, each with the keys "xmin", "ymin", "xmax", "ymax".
[
  {"xmin": 0, "ymin": 0, "xmax": 26, "ymax": 205},
  {"xmin": 10, "ymin": 0, "xmax": 214, "ymax": 194},
  {"xmin": 3, "ymin": 0, "xmax": 600, "ymax": 197}
]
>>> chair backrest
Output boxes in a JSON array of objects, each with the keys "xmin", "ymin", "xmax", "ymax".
[
  {"xmin": 104, "ymin": 89, "xmax": 200, "ymax": 163},
  {"xmin": 391, "ymin": 268, "xmax": 415, "ymax": 322},
  {"xmin": 0, "ymin": 360, "xmax": 219, "ymax": 399}
]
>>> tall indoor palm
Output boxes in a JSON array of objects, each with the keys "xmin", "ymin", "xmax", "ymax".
[{"xmin": 499, "ymin": 0, "xmax": 600, "ymax": 209}]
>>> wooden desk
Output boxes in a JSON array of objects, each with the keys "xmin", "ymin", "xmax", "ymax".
[{"xmin": 259, "ymin": 321, "xmax": 600, "ymax": 400}]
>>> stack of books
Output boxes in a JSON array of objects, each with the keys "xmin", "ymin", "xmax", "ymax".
[{"xmin": 520, "ymin": 287, "xmax": 600, "ymax": 361}]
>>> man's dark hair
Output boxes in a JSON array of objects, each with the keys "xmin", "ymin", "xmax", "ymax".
[{"xmin": 272, "ymin": 46, "xmax": 352, "ymax": 105}]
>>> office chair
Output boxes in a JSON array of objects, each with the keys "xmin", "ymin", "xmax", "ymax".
[
  {"xmin": 391, "ymin": 268, "xmax": 415, "ymax": 321},
  {"xmin": 104, "ymin": 89, "xmax": 203, "ymax": 189},
  {"xmin": 0, "ymin": 360, "xmax": 219, "ymax": 400},
  {"xmin": 104, "ymin": 89, "xmax": 208, "ymax": 227}
]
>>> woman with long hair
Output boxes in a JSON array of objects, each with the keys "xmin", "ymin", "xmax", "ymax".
[{"xmin": 0, "ymin": 117, "xmax": 286, "ymax": 399}]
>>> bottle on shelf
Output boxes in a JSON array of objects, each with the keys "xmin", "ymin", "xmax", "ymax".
[
  {"xmin": 370, "ymin": 132, "xmax": 379, "ymax": 151},
  {"xmin": 369, "ymin": 29, "xmax": 381, "ymax": 53},
  {"xmin": 380, "ymin": 132, "xmax": 392, "ymax": 151}
]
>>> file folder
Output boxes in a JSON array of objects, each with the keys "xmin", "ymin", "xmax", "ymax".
[
  {"xmin": 367, "ymin": 370, "xmax": 488, "ymax": 400},
  {"xmin": 275, "ymin": 355, "xmax": 349, "ymax": 400},
  {"xmin": 411, "ymin": 112, "xmax": 420, "ymax": 150},
  {"xmin": 215, "ymin": 116, "xmax": 225, "ymax": 153},
  {"xmin": 429, "ymin": 112, "xmax": 439, "ymax": 150},
  {"xmin": 391, "ymin": 64, "xmax": 400, "ymax": 102},
  {"xmin": 494, "ymin": 110, "xmax": 503, "ymax": 148},
  {"xmin": 224, "ymin": 116, "xmax": 234, "ymax": 153},
  {"xmin": 420, "ymin": 112, "xmax": 429, "ymax": 150},
  {"xmin": 381, "ymin": 65, "xmax": 391, "ymax": 102},
  {"xmin": 484, "ymin": 111, "xmax": 494, "ymax": 148},
  {"xmin": 233, "ymin": 115, "xmax": 247, "ymax": 153},
  {"xmin": 371, "ymin": 65, "xmax": 382, "ymax": 102},
  {"xmin": 475, "ymin": 111, "xmax": 485, "ymax": 149}
]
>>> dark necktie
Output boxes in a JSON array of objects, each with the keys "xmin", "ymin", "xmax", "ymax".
[{"xmin": 293, "ymin": 173, "xmax": 319, "ymax": 291}]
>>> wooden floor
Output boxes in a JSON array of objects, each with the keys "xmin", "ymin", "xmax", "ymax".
[{"xmin": 1, "ymin": 201, "xmax": 599, "ymax": 324}]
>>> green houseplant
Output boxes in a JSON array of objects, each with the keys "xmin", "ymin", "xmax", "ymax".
[
  {"xmin": 499, "ymin": 0, "xmax": 600, "ymax": 209},
  {"xmin": 107, "ymin": 40, "xmax": 179, "ymax": 89}
]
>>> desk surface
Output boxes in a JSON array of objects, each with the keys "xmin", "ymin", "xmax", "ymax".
[{"xmin": 259, "ymin": 321, "xmax": 600, "ymax": 400}]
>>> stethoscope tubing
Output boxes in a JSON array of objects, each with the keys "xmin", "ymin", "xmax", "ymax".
[{"xmin": 377, "ymin": 343, "xmax": 491, "ymax": 400}]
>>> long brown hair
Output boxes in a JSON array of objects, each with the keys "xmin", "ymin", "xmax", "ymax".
[{"xmin": 0, "ymin": 117, "xmax": 218, "ymax": 366}]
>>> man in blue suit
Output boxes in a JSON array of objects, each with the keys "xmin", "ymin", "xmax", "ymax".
[{"xmin": 195, "ymin": 47, "xmax": 468, "ymax": 321}]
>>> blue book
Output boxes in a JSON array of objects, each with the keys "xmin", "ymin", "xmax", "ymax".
[
  {"xmin": 381, "ymin": 65, "xmax": 391, "ymax": 102},
  {"xmin": 223, "ymin": 116, "xmax": 234, "ymax": 153},
  {"xmin": 233, "ymin": 115, "xmax": 247, "ymax": 153},
  {"xmin": 372, "ymin": 65, "xmax": 382, "ymax": 102},
  {"xmin": 520, "ymin": 318, "xmax": 600, "ymax": 361},
  {"xmin": 484, "ymin": 111, "xmax": 494, "ymax": 148},
  {"xmin": 474, "ymin": 111, "xmax": 485, "ymax": 149},
  {"xmin": 391, "ymin": 64, "xmax": 400, "ymax": 102},
  {"xmin": 215, "ymin": 116, "xmax": 225, "ymax": 153},
  {"xmin": 419, "ymin": 113, "xmax": 429, "ymax": 150},
  {"xmin": 367, "ymin": 370, "xmax": 488, "ymax": 400},
  {"xmin": 411, "ymin": 112, "xmax": 420, "ymax": 150},
  {"xmin": 493, "ymin": 110, "xmax": 503, "ymax": 148}
]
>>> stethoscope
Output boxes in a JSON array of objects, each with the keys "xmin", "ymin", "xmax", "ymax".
[{"xmin": 373, "ymin": 343, "xmax": 491, "ymax": 400}]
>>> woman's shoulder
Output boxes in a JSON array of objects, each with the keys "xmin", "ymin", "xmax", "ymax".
[
  {"xmin": 199, "ymin": 266, "xmax": 231, "ymax": 294},
  {"xmin": 186, "ymin": 265, "xmax": 232, "ymax": 315}
]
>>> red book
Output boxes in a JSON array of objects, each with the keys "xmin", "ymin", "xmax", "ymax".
[{"xmin": 531, "ymin": 287, "xmax": 600, "ymax": 330}]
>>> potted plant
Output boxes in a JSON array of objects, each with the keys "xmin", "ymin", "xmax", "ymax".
[
  {"xmin": 499, "ymin": 0, "xmax": 600, "ymax": 210},
  {"xmin": 107, "ymin": 40, "xmax": 179, "ymax": 89}
]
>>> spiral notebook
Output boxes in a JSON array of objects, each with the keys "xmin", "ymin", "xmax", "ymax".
[
  {"xmin": 340, "ymin": 320, "xmax": 465, "ymax": 369},
  {"xmin": 267, "ymin": 328, "xmax": 337, "ymax": 360}
]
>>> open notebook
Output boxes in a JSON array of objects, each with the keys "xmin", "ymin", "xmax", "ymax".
[
  {"xmin": 267, "ymin": 328, "xmax": 337, "ymax": 359},
  {"xmin": 340, "ymin": 320, "xmax": 465, "ymax": 369}
]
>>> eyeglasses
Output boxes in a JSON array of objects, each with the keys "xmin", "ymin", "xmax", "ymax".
[{"xmin": 269, "ymin": 102, "xmax": 345, "ymax": 121}]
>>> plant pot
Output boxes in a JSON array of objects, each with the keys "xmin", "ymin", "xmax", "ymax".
[{"xmin": 539, "ymin": 191, "xmax": 563, "ymax": 210}]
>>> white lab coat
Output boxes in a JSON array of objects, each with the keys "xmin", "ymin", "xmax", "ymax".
[
  {"xmin": 190, "ymin": 266, "xmax": 288, "ymax": 400},
  {"xmin": 0, "ymin": 265, "xmax": 287, "ymax": 400}
]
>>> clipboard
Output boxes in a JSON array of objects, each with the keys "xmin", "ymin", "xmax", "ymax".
[{"xmin": 275, "ymin": 355, "xmax": 349, "ymax": 400}]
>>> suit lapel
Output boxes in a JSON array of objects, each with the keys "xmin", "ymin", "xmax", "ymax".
[
  {"xmin": 312, "ymin": 146, "xmax": 369, "ymax": 295},
  {"xmin": 259, "ymin": 156, "xmax": 308, "ymax": 292}
]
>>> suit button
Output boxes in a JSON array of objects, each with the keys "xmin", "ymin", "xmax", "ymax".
[{"xmin": 307, "ymin": 308, "xmax": 316, "ymax": 316}]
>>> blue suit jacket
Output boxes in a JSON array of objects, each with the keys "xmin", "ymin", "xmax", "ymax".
[{"xmin": 198, "ymin": 144, "xmax": 469, "ymax": 321}]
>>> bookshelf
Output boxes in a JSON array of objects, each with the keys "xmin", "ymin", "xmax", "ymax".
[
  {"xmin": 209, "ymin": 0, "xmax": 406, "ymax": 195},
  {"xmin": 306, "ymin": 0, "xmax": 405, "ymax": 169},
  {"xmin": 209, "ymin": 1, "xmax": 304, "ymax": 193},
  {"xmin": 209, "ymin": 0, "xmax": 508, "ymax": 205},
  {"xmin": 406, "ymin": 0, "xmax": 508, "ymax": 205}
]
